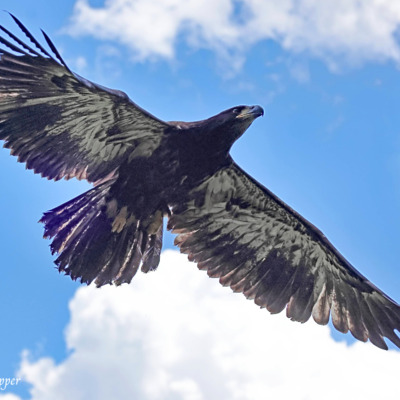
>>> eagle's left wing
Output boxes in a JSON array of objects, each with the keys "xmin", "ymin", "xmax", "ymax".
[{"xmin": 168, "ymin": 162, "xmax": 400, "ymax": 350}]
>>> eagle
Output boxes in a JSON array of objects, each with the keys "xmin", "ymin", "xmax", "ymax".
[{"xmin": 1, "ymin": 15, "xmax": 399, "ymax": 350}]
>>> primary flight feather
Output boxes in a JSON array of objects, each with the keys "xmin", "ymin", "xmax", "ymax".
[{"xmin": 1, "ymin": 15, "xmax": 399, "ymax": 350}]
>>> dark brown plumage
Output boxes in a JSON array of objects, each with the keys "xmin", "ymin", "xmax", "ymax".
[{"xmin": 1, "ymin": 15, "xmax": 400, "ymax": 350}]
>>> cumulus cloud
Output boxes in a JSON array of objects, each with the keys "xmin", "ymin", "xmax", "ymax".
[
  {"xmin": 0, "ymin": 395, "xmax": 23, "ymax": 400},
  {"xmin": 7, "ymin": 250, "xmax": 400, "ymax": 400},
  {"xmin": 65, "ymin": 0, "xmax": 400, "ymax": 72}
]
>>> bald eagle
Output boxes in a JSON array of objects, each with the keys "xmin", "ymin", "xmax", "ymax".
[{"xmin": 1, "ymin": 15, "xmax": 399, "ymax": 350}]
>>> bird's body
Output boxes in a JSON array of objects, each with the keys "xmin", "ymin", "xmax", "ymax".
[
  {"xmin": 40, "ymin": 105, "xmax": 261, "ymax": 284},
  {"xmin": 1, "ymin": 15, "xmax": 400, "ymax": 350}
]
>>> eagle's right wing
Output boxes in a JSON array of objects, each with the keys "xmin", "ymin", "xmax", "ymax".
[{"xmin": 0, "ymin": 15, "xmax": 169, "ymax": 183}]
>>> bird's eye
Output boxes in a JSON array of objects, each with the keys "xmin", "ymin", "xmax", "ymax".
[{"xmin": 232, "ymin": 108, "xmax": 240, "ymax": 114}]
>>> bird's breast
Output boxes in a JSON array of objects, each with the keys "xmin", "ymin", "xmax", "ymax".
[{"xmin": 106, "ymin": 131, "xmax": 231, "ymax": 222}]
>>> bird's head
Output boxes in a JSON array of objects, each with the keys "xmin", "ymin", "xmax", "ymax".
[
  {"xmin": 174, "ymin": 105, "xmax": 264, "ymax": 158},
  {"xmin": 218, "ymin": 105, "xmax": 264, "ymax": 127},
  {"xmin": 204, "ymin": 105, "xmax": 264, "ymax": 152}
]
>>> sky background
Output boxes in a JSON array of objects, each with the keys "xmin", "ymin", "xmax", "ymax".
[{"xmin": 1, "ymin": 0, "xmax": 400, "ymax": 399}]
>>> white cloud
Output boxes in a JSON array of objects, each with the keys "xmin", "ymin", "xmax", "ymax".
[
  {"xmin": 74, "ymin": 56, "xmax": 87, "ymax": 73},
  {"xmin": 65, "ymin": 0, "xmax": 400, "ymax": 72},
  {"xmin": 0, "ymin": 395, "xmax": 23, "ymax": 400},
  {"xmin": 9, "ymin": 250, "xmax": 400, "ymax": 400}
]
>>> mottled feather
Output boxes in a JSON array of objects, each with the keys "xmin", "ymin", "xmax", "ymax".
[
  {"xmin": 0, "ymin": 15, "xmax": 169, "ymax": 183},
  {"xmin": 168, "ymin": 164, "xmax": 400, "ymax": 349}
]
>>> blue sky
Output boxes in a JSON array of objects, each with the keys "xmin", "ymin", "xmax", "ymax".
[{"xmin": 1, "ymin": 1, "xmax": 400, "ymax": 399}]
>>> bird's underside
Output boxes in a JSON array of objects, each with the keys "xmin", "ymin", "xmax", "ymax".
[{"xmin": 1, "ymin": 14, "xmax": 400, "ymax": 350}]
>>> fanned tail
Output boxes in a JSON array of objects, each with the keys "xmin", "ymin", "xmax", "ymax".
[{"xmin": 40, "ymin": 181, "xmax": 163, "ymax": 286}]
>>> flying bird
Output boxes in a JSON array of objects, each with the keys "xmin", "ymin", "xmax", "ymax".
[{"xmin": 1, "ymin": 15, "xmax": 399, "ymax": 350}]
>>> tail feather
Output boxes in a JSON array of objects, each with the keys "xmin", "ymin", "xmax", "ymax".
[
  {"xmin": 41, "ymin": 186, "xmax": 104, "ymax": 239},
  {"xmin": 40, "ymin": 181, "xmax": 164, "ymax": 286},
  {"xmin": 94, "ymin": 226, "xmax": 142, "ymax": 286},
  {"xmin": 142, "ymin": 225, "xmax": 163, "ymax": 273}
]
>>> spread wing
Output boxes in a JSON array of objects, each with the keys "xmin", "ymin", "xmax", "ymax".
[
  {"xmin": 0, "ymin": 15, "xmax": 169, "ymax": 183},
  {"xmin": 168, "ymin": 162, "xmax": 400, "ymax": 350}
]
